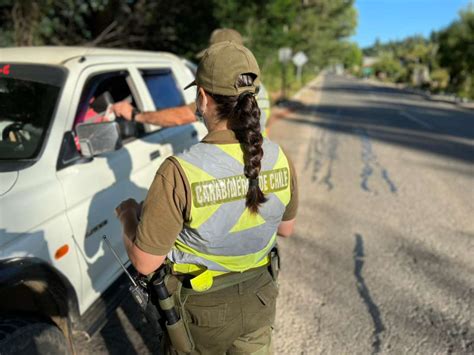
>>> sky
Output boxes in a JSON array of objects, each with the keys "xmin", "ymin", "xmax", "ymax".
[{"xmin": 352, "ymin": 0, "xmax": 472, "ymax": 48}]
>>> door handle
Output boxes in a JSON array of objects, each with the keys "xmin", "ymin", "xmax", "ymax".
[{"xmin": 150, "ymin": 150, "xmax": 161, "ymax": 160}]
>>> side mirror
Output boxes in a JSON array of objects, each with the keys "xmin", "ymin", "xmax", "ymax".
[{"xmin": 76, "ymin": 122, "xmax": 122, "ymax": 158}]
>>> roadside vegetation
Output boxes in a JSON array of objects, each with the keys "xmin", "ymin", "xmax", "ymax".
[
  {"xmin": 361, "ymin": 6, "xmax": 473, "ymax": 100},
  {"xmin": 2, "ymin": 1, "xmax": 469, "ymax": 100},
  {"xmin": 0, "ymin": 0, "xmax": 358, "ymax": 99}
]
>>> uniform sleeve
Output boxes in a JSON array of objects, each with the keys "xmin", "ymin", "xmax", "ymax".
[
  {"xmin": 282, "ymin": 154, "xmax": 298, "ymax": 221},
  {"xmin": 135, "ymin": 158, "xmax": 190, "ymax": 255}
]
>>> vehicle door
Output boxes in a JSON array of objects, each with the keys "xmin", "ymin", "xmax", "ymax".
[{"xmin": 56, "ymin": 65, "xmax": 168, "ymax": 313}]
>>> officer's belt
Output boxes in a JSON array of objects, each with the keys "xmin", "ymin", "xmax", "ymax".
[
  {"xmin": 179, "ymin": 263, "xmax": 269, "ymax": 296},
  {"xmin": 170, "ymin": 255, "xmax": 270, "ymax": 293}
]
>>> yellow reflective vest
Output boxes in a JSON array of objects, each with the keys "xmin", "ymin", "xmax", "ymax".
[{"xmin": 168, "ymin": 137, "xmax": 291, "ymax": 291}]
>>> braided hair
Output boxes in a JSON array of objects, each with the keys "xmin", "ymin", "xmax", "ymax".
[{"xmin": 208, "ymin": 74, "xmax": 267, "ymax": 214}]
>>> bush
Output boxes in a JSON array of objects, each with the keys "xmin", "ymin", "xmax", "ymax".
[
  {"xmin": 430, "ymin": 68, "xmax": 450, "ymax": 91},
  {"xmin": 372, "ymin": 55, "xmax": 406, "ymax": 82}
]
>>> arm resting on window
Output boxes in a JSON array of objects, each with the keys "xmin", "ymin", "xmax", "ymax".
[{"xmin": 136, "ymin": 104, "xmax": 196, "ymax": 127}]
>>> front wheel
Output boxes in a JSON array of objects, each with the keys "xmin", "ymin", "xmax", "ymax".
[{"xmin": 0, "ymin": 315, "xmax": 70, "ymax": 355}]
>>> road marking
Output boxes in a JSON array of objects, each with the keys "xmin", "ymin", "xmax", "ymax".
[{"xmin": 399, "ymin": 111, "xmax": 433, "ymax": 129}]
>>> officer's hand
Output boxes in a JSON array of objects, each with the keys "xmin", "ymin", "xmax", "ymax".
[
  {"xmin": 111, "ymin": 101, "xmax": 133, "ymax": 120},
  {"xmin": 115, "ymin": 198, "xmax": 140, "ymax": 221}
]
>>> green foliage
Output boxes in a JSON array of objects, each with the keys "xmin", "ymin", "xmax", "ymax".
[
  {"xmin": 372, "ymin": 53, "xmax": 406, "ymax": 82},
  {"xmin": 340, "ymin": 42, "xmax": 363, "ymax": 70},
  {"xmin": 436, "ymin": 7, "xmax": 474, "ymax": 98},
  {"xmin": 292, "ymin": 0, "xmax": 358, "ymax": 68},
  {"xmin": 430, "ymin": 68, "xmax": 450, "ymax": 91},
  {"xmin": 363, "ymin": 5, "xmax": 474, "ymax": 99},
  {"xmin": 0, "ymin": 29, "xmax": 14, "ymax": 47},
  {"xmin": 1, "ymin": 0, "xmax": 360, "ymax": 96}
]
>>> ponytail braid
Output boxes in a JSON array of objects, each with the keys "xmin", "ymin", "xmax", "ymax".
[
  {"xmin": 209, "ymin": 74, "xmax": 267, "ymax": 213},
  {"xmin": 232, "ymin": 90, "xmax": 267, "ymax": 213}
]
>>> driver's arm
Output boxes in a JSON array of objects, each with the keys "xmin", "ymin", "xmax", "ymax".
[{"xmin": 112, "ymin": 101, "xmax": 196, "ymax": 127}]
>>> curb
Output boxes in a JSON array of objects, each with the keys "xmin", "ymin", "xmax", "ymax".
[
  {"xmin": 293, "ymin": 73, "xmax": 324, "ymax": 100},
  {"xmin": 267, "ymin": 73, "xmax": 324, "ymax": 130}
]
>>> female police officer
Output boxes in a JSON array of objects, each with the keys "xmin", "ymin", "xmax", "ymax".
[{"xmin": 116, "ymin": 41, "xmax": 298, "ymax": 354}]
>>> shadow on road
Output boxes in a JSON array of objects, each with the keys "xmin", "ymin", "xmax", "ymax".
[
  {"xmin": 98, "ymin": 295, "xmax": 161, "ymax": 355},
  {"xmin": 353, "ymin": 234, "xmax": 385, "ymax": 355}
]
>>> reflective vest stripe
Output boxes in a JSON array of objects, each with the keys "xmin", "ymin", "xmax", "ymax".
[
  {"xmin": 177, "ymin": 222, "xmax": 277, "ymax": 256},
  {"xmin": 270, "ymin": 146, "xmax": 292, "ymax": 206},
  {"xmin": 173, "ymin": 158, "xmax": 219, "ymax": 229},
  {"xmin": 171, "ymin": 233, "xmax": 277, "ymax": 272}
]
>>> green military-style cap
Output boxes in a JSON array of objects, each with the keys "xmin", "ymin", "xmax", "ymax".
[
  {"xmin": 196, "ymin": 28, "xmax": 243, "ymax": 58},
  {"xmin": 185, "ymin": 41, "xmax": 260, "ymax": 96}
]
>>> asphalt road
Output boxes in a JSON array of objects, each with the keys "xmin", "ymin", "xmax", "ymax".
[
  {"xmin": 78, "ymin": 74, "xmax": 474, "ymax": 354},
  {"xmin": 270, "ymin": 73, "xmax": 474, "ymax": 354}
]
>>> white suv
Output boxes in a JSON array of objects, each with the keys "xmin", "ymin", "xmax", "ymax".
[{"xmin": 0, "ymin": 47, "xmax": 205, "ymax": 353}]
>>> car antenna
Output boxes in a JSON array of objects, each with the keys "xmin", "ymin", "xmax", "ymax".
[{"xmin": 102, "ymin": 235, "xmax": 138, "ymax": 287}]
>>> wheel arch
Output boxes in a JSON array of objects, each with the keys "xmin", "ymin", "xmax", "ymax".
[{"xmin": 0, "ymin": 257, "xmax": 80, "ymax": 350}]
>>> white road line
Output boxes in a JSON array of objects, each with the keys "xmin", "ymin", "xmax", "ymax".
[{"xmin": 399, "ymin": 111, "xmax": 434, "ymax": 129}]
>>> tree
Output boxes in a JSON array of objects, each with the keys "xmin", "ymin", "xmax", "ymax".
[
  {"xmin": 0, "ymin": 0, "xmax": 217, "ymax": 53},
  {"xmin": 360, "ymin": 5, "xmax": 474, "ymax": 98},
  {"xmin": 341, "ymin": 41, "xmax": 363, "ymax": 70},
  {"xmin": 1, "ymin": 0, "xmax": 359, "ymax": 93},
  {"xmin": 372, "ymin": 53, "xmax": 406, "ymax": 82},
  {"xmin": 437, "ymin": 7, "xmax": 474, "ymax": 98}
]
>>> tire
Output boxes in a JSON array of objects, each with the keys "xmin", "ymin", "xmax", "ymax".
[{"xmin": 0, "ymin": 316, "xmax": 70, "ymax": 355}]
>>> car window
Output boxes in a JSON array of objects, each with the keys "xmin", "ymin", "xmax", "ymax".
[
  {"xmin": 141, "ymin": 69, "xmax": 185, "ymax": 110},
  {"xmin": 72, "ymin": 71, "xmax": 142, "ymax": 151},
  {"xmin": 0, "ymin": 64, "xmax": 65, "ymax": 161}
]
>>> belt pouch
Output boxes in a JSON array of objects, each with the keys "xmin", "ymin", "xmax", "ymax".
[
  {"xmin": 166, "ymin": 318, "xmax": 193, "ymax": 353},
  {"xmin": 163, "ymin": 276, "xmax": 195, "ymax": 353}
]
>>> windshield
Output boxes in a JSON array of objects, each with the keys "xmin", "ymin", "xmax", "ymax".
[{"xmin": 0, "ymin": 64, "xmax": 65, "ymax": 160}]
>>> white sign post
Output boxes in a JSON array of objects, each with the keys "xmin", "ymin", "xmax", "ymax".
[
  {"xmin": 278, "ymin": 47, "xmax": 292, "ymax": 63},
  {"xmin": 278, "ymin": 47, "xmax": 292, "ymax": 98},
  {"xmin": 292, "ymin": 51, "xmax": 308, "ymax": 83}
]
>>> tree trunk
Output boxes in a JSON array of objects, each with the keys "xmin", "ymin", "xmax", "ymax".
[{"xmin": 12, "ymin": 0, "xmax": 41, "ymax": 46}]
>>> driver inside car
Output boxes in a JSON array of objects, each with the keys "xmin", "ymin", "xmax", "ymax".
[{"xmin": 73, "ymin": 93, "xmax": 116, "ymax": 151}]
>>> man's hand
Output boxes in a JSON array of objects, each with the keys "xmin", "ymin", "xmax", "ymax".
[{"xmin": 111, "ymin": 101, "xmax": 134, "ymax": 120}]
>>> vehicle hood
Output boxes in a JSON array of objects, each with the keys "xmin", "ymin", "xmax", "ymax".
[{"xmin": 0, "ymin": 171, "xmax": 19, "ymax": 196}]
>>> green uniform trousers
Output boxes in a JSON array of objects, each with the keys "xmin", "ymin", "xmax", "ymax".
[{"xmin": 164, "ymin": 270, "xmax": 278, "ymax": 355}]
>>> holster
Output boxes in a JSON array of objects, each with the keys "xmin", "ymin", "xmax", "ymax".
[
  {"xmin": 269, "ymin": 246, "xmax": 281, "ymax": 282},
  {"xmin": 148, "ymin": 266, "xmax": 195, "ymax": 354},
  {"xmin": 163, "ymin": 274, "xmax": 195, "ymax": 354}
]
